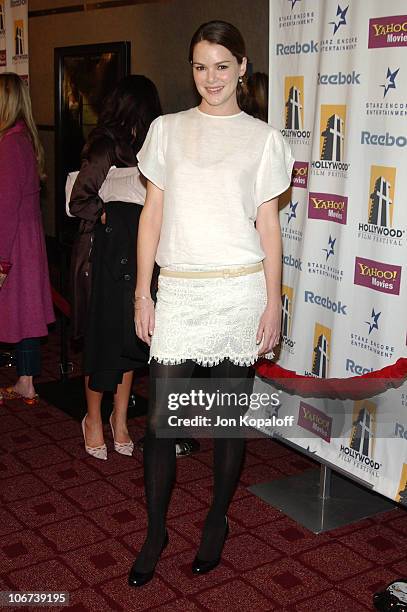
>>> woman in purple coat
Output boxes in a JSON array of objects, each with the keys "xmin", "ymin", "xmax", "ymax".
[{"xmin": 0, "ymin": 73, "xmax": 55, "ymax": 403}]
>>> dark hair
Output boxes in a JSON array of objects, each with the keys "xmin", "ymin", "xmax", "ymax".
[
  {"xmin": 239, "ymin": 72, "xmax": 269, "ymax": 122},
  {"xmin": 189, "ymin": 20, "xmax": 246, "ymax": 64},
  {"xmin": 94, "ymin": 75, "xmax": 162, "ymax": 155}
]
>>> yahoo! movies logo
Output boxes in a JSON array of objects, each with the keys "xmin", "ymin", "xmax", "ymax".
[
  {"xmin": 354, "ymin": 256, "xmax": 402, "ymax": 295},
  {"xmin": 298, "ymin": 401, "xmax": 332, "ymax": 442},
  {"xmin": 358, "ymin": 166, "xmax": 405, "ymax": 246},
  {"xmin": 281, "ymin": 200, "xmax": 303, "ymax": 243},
  {"xmin": 308, "ymin": 192, "xmax": 347, "ymax": 225},
  {"xmin": 282, "ymin": 76, "xmax": 311, "ymax": 144},
  {"xmin": 338, "ymin": 401, "xmax": 381, "ymax": 477},
  {"xmin": 312, "ymin": 105, "xmax": 349, "ymax": 178},
  {"xmin": 369, "ymin": 15, "xmax": 407, "ymax": 48},
  {"xmin": 291, "ymin": 161, "xmax": 309, "ymax": 190},
  {"xmin": 281, "ymin": 285, "xmax": 296, "ymax": 354}
]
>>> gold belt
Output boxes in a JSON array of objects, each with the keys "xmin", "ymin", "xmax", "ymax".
[{"xmin": 159, "ymin": 262, "xmax": 263, "ymax": 279}]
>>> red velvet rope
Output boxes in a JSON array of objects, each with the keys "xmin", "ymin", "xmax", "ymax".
[{"xmin": 253, "ymin": 357, "xmax": 407, "ymax": 400}]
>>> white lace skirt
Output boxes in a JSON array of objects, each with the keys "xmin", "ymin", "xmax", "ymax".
[{"xmin": 149, "ymin": 268, "xmax": 273, "ymax": 367}]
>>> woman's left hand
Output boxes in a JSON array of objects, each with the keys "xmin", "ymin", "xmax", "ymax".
[{"xmin": 256, "ymin": 301, "xmax": 282, "ymax": 356}]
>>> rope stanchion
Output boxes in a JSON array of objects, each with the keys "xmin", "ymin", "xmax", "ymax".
[{"xmin": 254, "ymin": 357, "xmax": 407, "ymax": 400}]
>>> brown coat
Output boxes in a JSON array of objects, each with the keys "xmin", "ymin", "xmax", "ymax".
[{"xmin": 69, "ymin": 127, "xmax": 137, "ymax": 339}]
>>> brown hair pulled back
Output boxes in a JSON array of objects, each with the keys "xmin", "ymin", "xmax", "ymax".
[{"xmin": 189, "ymin": 20, "xmax": 261, "ymax": 112}]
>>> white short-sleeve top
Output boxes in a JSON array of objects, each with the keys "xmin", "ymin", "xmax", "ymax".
[{"xmin": 137, "ymin": 107, "xmax": 294, "ymax": 268}]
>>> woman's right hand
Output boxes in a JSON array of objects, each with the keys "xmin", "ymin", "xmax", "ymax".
[{"xmin": 134, "ymin": 297, "xmax": 155, "ymax": 346}]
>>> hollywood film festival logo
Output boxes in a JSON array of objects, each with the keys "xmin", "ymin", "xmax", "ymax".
[
  {"xmin": 312, "ymin": 105, "xmax": 349, "ymax": 179},
  {"xmin": 357, "ymin": 166, "xmax": 405, "ymax": 247},
  {"xmin": 12, "ymin": 19, "xmax": 28, "ymax": 63},
  {"xmin": 338, "ymin": 400, "xmax": 382, "ymax": 478},
  {"xmin": 279, "ymin": 0, "xmax": 315, "ymax": 29},
  {"xmin": 350, "ymin": 307, "xmax": 395, "ymax": 361},
  {"xmin": 281, "ymin": 285, "xmax": 296, "ymax": 355},
  {"xmin": 304, "ymin": 323, "xmax": 331, "ymax": 378},
  {"xmin": 276, "ymin": 4, "xmax": 357, "ymax": 56},
  {"xmin": 282, "ymin": 76, "xmax": 311, "ymax": 145}
]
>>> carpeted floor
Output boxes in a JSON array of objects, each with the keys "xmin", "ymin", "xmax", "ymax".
[{"xmin": 0, "ymin": 333, "xmax": 405, "ymax": 611}]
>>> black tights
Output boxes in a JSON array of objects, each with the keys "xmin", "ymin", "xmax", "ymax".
[{"xmin": 134, "ymin": 359, "xmax": 253, "ymax": 572}]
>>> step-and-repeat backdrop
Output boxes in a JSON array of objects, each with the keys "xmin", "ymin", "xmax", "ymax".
[
  {"xmin": 0, "ymin": 0, "xmax": 28, "ymax": 78},
  {"xmin": 252, "ymin": 0, "xmax": 407, "ymax": 504}
]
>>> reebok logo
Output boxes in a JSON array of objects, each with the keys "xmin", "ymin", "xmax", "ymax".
[
  {"xmin": 276, "ymin": 40, "xmax": 318, "ymax": 55},
  {"xmin": 318, "ymin": 70, "xmax": 360, "ymax": 85},
  {"xmin": 304, "ymin": 291, "xmax": 347, "ymax": 314}
]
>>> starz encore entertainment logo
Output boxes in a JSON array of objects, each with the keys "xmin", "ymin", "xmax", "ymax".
[
  {"xmin": 366, "ymin": 308, "xmax": 381, "ymax": 335},
  {"xmin": 366, "ymin": 67, "xmax": 407, "ymax": 118},
  {"xmin": 329, "ymin": 4, "xmax": 349, "ymax": 35},
  {"xmin": 358, "ymin": 165, "xmax": 405, "ymax": 247},
  {"xmin": 350, "ymin": 308, "xmax": 394, "ymax": 360},
  {"xmin": 381, "ymin": 67, "xmax": 399, "ymax": 97},
  {"xmin": 354, "ymin": 256, "xmax": 402, "ymax": 295},
  {"xmin": 369, "ymin": 15, "xmax": 407, "ymax": 48},
  {"xmin": 323, "ymin": 235, "xmax": 336, "ymax": 261},
  {"xmin": 350, "ymin": 308, "xmax": 394, "ymax": 359},
  {"xmin": 281, "ymin": 200, "xmax": 303, "ymax": 243},
  {"xmin": 279, "ymin": 0, "xmax": 315, "ymax": 29},
  {"xmin": 282, "ymin": 76, "xmax": 311, "ymax": 144},
  {"xmin": 307, "ymin": 234, "xmax": 344, "ymax": 282},
  {"xmin": 320, "ymin": 3, "xmax": 357, "ymax": 52},
  {"xmin": 312, "ymin": 105, "xmax": 349, "ymax": 178},
  {"xmin": 291, "ymin": 161, "xmax": 309, "ymax": 189},
  {"xmin": 308, "ymin": 192, "xmax": 347, "ymax": 225}
]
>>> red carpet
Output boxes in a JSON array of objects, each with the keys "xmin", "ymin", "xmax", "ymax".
[{"xmin": 0, "ymin": 335, "xmax": 405, "ymax": 611}]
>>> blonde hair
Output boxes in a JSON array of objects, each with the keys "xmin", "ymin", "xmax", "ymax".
[{"xmin": 0, "ymin": 72, "xmax": 45, "ymax": 179}]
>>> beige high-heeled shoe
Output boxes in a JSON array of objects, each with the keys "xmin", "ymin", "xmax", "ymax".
[
  {"xmin": 81, "ymin": 416, "xmax": 107, "ymax": 460},
  {"xmin": 109, "ymin": 414, "xmax": 134, "ymax": 456}
]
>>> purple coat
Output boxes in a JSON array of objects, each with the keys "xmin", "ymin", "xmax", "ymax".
[{"xmin": 0, "ymin": 121, "xmax": 55, "ymax": 343}]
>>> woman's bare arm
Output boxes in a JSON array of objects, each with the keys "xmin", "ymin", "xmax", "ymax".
[
  {"xmin": 134, "ymin": 180, "xmax": 163, "ymax": 345},
  {"xmin": 255, "ymin": 197, "xmax": 282, "ymax": 355}
]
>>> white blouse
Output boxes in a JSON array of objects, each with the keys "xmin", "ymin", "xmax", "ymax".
[
  {"xmin": 137, "ymin": 107, "xmax": 294, "ymax": 268},
  {"xmin": 65, "ymin": 166, "xmax": 146, "ymax": 217}
]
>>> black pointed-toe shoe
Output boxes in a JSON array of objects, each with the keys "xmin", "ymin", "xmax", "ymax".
[
  {"xmin": 192, "ymin": 517, "xmax": 229, "ymax": 576},
  {"xmin": 128, "ymin": 531, "xmax": 169, "ymax": 587}
]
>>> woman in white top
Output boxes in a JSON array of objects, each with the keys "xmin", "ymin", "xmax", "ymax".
[
  {"xmin": 129, "ymin": 21, "xmax": 294, "ymax": 586},
  {"xmin": 69, "ymin": 76, "xmax": 161, "ymax": 460}
]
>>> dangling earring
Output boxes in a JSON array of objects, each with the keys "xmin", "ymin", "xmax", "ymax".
[{"xmin": 238, "ymin": 76, "xmax": 243, "ymax": 84}]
